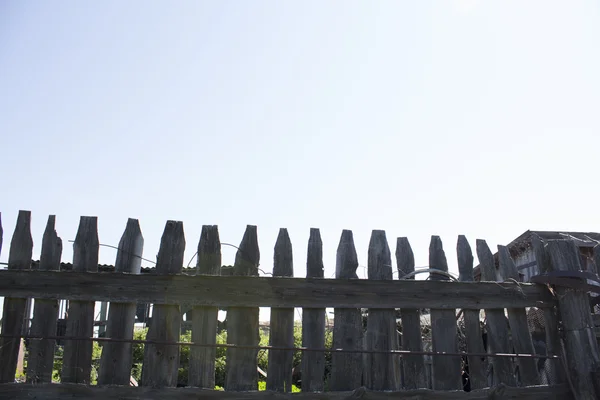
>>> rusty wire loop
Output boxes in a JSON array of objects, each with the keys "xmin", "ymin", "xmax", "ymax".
[{"xmin": 0, "ymin": 334, "xmax": 557, "ymax": 360}]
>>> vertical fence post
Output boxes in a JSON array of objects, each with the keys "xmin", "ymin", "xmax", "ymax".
[
  {"xmin": 497, "ymin": 245, "xmax": 540, "ymax": 386},
  {"xmin": 396, "ymin": 237, "xmax": 427, "ymax": 389},
  {"xmin": 141, "ymin": 220, "xmax": 185, "ymax": 387},
  {"xmin": 429, "ymin": 236, "xmax": 462, "ymax": 390},
  {"xmin": 546, "ymin": 239, "xmax": 600, "ymax": 400},
  {"xmin": 225, "ymin": 225, "xmax": 260, "ymax": 391},
  {"xmin": 98, "ymin": 218, "xmax": 144, "ymax": 385},
  {"xmin": 330, "ymin": 230, "xmax": 363, "ymax": 391},
  {"xmin": 476, "ymin": 239, "xmax": 516, "ymax": 387},
  {"xmin": 62, "ymin": 216, "xmax": 99, "ymax": 384},
  {"xmin": 365, "ymin": 230, "xmax": 400, "ymax": 390},
  {"xmin": 188, "ymin": 225, "xmax": 221, "ymax": 388},
  {"xmin": 0, "ymin": 210, "xmax": 33, "ymax": 383},
  {"xmin": 301, "ymin": 228, "xmax": 326, "ymax": 392},
  {"xmin": 27, "ymin": 215, "xmax": 62, "ymax": 383},
  {"xmin": 457, "ymin": 235, "xmax": 487, "ymax": 390},
  {"xmin": 267, "ymin": 228, "xmax": 295, "ymax": 392}
]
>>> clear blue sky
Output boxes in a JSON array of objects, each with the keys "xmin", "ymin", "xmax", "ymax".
[{"xmin": 1, "ymin": 0, "xmax": 600, "ymax": 281}]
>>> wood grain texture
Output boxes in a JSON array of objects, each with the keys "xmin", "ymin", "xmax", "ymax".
[
  {"xmin": 546, "ymin": 240, "xmax": 600, "ymax": 400},
  {"xmin": 61, "ymin": 216, "xmax": 99, "ymax": 384},
  {"xmin": 428, "ymin": 236, "xmax": 462, "ymax": 391},
  {"xmin": 396, "ymin": 237, "xmax": 427, "ymax": 390},
  {"xmin": 267, "ymin": 229, "xmax": 295, "ymax": 392},
  {"xmin": 301, "ymin": 228, "xmax": 326, "ymax": 392},
  {"xmin": 497, "ymin": 245, "xmax": 540, "ymax": 386},
  {"xmin": 27, "ymin": 216, "xmax": 62, "ymax": 383},
  {"xmin": 0, "ymin": 383, "xmax": 574, "ymax": 399},
  {"xmin": 456, "ymin": 235, "xmax": 487, "ymax": 390},
  {"xmin": 330, "ymin": 230, "xmax": 363, "ymax": 391},
  {"xmin": 364, "ymin": 230, "xmax": 400, "ymax": 391},
  {"xmin": 0, "ymin": 211, "xmax": 33, "ymax": 383},
  {"xmin": 189, "ymin": 225, "xmax": 221, "ymax": 389},
  {"xmin": 225, "ymin": 225, "xmax": 260, "ymax": 391},
  {"xmin": 98, "ymin": 218, "xmax": 144, "ymax": 385},
  {"xmin": 0, "ymin": 271, "xmax": 554, "ymax": 310},
  {"xmin": 142, "ymin": 221, "xmax": 185, "ymax": 388},
  {"xmin": 476, "ymin": 240, "xmax": 516, "ymax": 387}
]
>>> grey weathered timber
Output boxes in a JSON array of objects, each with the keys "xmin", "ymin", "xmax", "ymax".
[
  {"xmin": 301, "ymin": 228, "xmax": 326, "ymax": 392},
  {"xmin": 142, "ymin": 221, "xmax": 185, "ymax": 388},
  {"xmin": 0, "ymin": 383, "xmax": 574, "ymax": 399},
  {"xmin": 225, "ymin": 225, "xmax": 260, "ymax": 391},
  {"xmin": 456, "ymin": 235, "xmax": 487, "ymax": 390},
  {"xmin": 546, "ymin": 240, "xmax": 600, "ymax": 400},
  {"xmin": 98, "ymin": 219, "xmax": 144, "ymax": 385},
  {"xmin": 531, "ymin": 235, "xmax": 564, "ymax": 385},
  {"xmin": 0, "ymin": 271, "xmax": 555, "ymax": 310},
  {"xmin": 0, "ymin": 211, "xmax": 33, "ymax": 383},
  {"xmin": 396, "ymin": 237, "xmax": 427, "ymax": 390},
  {"xmin": 189, "ymin": 225, "xmax": 221, "ymax": 389},
  {"xmin": 497, "ymin": 245, "xmax": 540, "ymax": 386},
  {"xmin": 267, "ymin": 228, "xmax": 295, "ymax": 392},
  {"xmin": 428, "ymin": 236, "xmax": 462, "ymax": 390},
  {"xmin": 476, "ymin": 239, "xmax": 516, "ymax": 387},
  {"xmin": 27, "ymin": 216, "xmax": 62, "ymax": 383},
  {"xmin": 61, "ymin": 216, "xmax": 99, "ymax": 384},
  {"xmin": 330, "ymin": 230, "xmax": 363, "ymax": 391},
  {"xmin": 365, "ymin": 230, "xmax": 400, "ymax": 391}
]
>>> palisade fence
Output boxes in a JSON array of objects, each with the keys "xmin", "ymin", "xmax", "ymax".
[{"xmin": 0, "ymin": 211, "xmax": 598, "ymax": 399}]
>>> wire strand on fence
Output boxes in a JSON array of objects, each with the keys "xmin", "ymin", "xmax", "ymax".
[{"xmin": 1, "ymin": 334, "xmax": 558, "ymax": 360}]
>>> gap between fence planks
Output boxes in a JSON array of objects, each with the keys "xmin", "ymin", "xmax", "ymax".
[
  {"xmin": 27, "ymin": 215, "xmax": 62, "ymax": 384},
  {"xmin": 428, "ymin": 236, "xmax": 462, "ymax": 390},
  {"xmin": 0, "ymin": 383, "xmax": 575, "ymax": 399},
  {"xmin": 141, "ymin": 221, "xmax": 185, "ymax": 387},
  {"xmin": 225, "ymin": 225, "xmax": 260, "ymax": 391},
  {"xmin": 497, "ymin": 245, "xmax": 540, "ymax": 386},
  {"xmin": 267, "ymin": 228, "xmax": 295, "ymax": 392},
  {"xmin": 0, "ymin": 211, "xmax": 32, "ymax": 383},
  {"xmin": 188, "ymin": 225, "xmax": 221, "ymax": 389},
  {"xmin": 396, "ymin": 237, "xmax": 427, "ymax": 390},
  {"xmin": 476, "ymin": 240, "xmax": 516, "ymax": 387},
  {"xmin": 330, "ymin": 230, "xmax": 363, "ymax": 391},
  {"xmin": 301, "ymin": 228, "xmax": 326, "ymax": 392},
  {"xmin": 456, "ymin": 235, "xmax": 487, "ymax": 391},
  {"xmin": 98, "ymin": 218, "xmax": 144, "ymax": 385}
]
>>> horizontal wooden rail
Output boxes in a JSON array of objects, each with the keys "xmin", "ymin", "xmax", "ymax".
[
  {"xmin": 0, "ymin": 383, "xmax": 574, "ymax": 399},
  {"xmin": 0, "ymin": 270, "xmax": 554, "ymax": 309}
]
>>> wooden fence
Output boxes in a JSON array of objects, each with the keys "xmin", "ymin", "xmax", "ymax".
[{"xmin": 0, "ymin": 211, "xmax": 598, "ymax": 399}]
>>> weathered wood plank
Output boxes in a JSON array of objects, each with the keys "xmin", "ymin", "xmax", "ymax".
[
  {"xmin": 301, "ymin": 228, "xmax": 326, "ymax": 392},
  {"xmin": 189, "ymin": 225, "xmax": 221, "ymax": 389},
  {"xmin": 396, "ymin": 237, "xmax": 427, "ymax": 390},
  {"xmin": 364, "ymin": 230, "xmax": 400, "ymax": 391},
  {"xmin": 98, "ymin": 218, "xmax": 144, "ymax": 385},
  {"xmin": 27, "ymin": 216, "xmax": 62, "ymax": 383},
  {"xmin": 0, "ymin": 271, "xmax": 555, "ymax": 310},
  {"xmin": 476, "ymin": 239, "xmax": 516, "ymax": 387},
  {"xmin": 0, "ymin": 211, "xmax": 33, "ymax": 383},
  {"xmin": 0, "ymin": 383, "xmax": 574, "ymax": 399},
  {"xmin": 61, "ymin": 216, "xmax": 99, "ymax": 384},
  {"xmin": 267, "ymin": 228, "xmax": 295, "ymax": 392},
  {"xmin": 545, "ymin": 240, "xmax": 600, "ymax": 400},
  {"xmin": 456, "ymin": 235, "xmax": 487, "ymax": 390},
  {"xmin": 141, "ymin": 221, "xmax": 185, "ymax": 388},
  {"xmin": 330, "ymin": 230, "xmax": 363, "ymax": 391},
  {"xmin": 225, "ymin": 225, "xmax": 260, "ymax": 391},
  {"xmin": 497, "ymin": 245, "xmax": 540, "ymax": 386},
  {"xmin": 531, "ymin": 235, "xmax": 564, "ymax": 385},
  {"xmin": 429, "ymin": 236, "xmax": 462, "ymax": 390}
]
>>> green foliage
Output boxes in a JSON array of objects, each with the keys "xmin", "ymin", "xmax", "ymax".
[{"xmin": 51, "ymin": 341, "xmax": 103, "ymax": 384}]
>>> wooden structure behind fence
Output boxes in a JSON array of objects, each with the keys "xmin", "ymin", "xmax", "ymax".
[{"xmin": 0, "ymin": 210, "xmax": 599, "ymax": 399}]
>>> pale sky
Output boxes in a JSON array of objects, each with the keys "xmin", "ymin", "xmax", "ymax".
[{"xmin": 1, "ymin": 0, "xmax": 600, "ymax": 288}]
